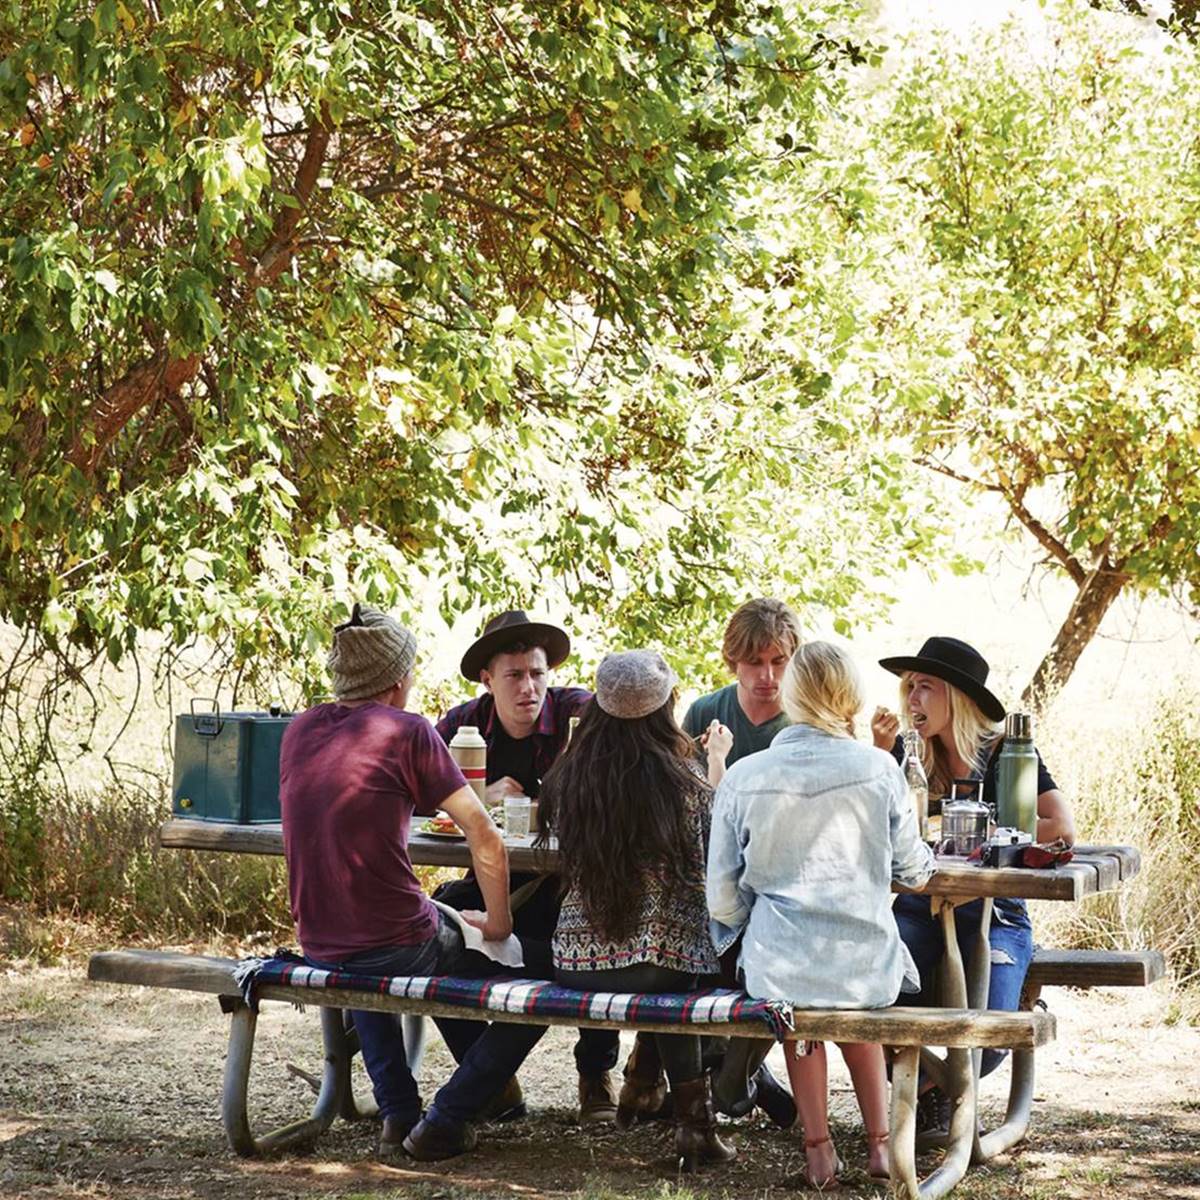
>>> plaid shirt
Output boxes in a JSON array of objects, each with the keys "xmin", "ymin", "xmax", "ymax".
[{"xmin": 435, "ymin": 687, "xmax": 592, "ymax": 797}]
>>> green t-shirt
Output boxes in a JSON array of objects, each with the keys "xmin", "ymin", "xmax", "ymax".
[{"xmin": 682, "ymin": 683, "xmax": 791, "ymax": 768}]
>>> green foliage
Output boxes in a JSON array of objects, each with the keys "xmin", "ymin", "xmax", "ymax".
[
  {"xmin": 850, "ymin": 2, "xmax": 1200, "ymax": 696},
  {"xmin": 0, "ymin": 0, "xmax": 926, "ymax": 744}
]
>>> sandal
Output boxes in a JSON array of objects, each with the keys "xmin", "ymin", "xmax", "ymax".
[
  {"xmin": 803, "ymin": 1134, "xmax": 843, "ymax": 1191},
  {"xmin": 866, "ymin": 1130, "xmax": 890, "ymax": 1181}
]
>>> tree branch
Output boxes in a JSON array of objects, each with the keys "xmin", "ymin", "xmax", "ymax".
[
  {"xmin": 251, "ymin": 102, "xmax": 333, "ymax": 288},
  {"xmin": 916, "ymin": 455, "xmax": 1088, "ymax": 585}
]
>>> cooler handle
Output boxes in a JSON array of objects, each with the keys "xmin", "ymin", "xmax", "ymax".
[{"xmin": 190, "ymin": 697, "xmax": 223, "ymax": 737}]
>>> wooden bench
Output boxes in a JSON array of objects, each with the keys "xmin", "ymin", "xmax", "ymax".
[
  {"xmin": 1024, "ymin": 947, "xmax": 1165, "ymax": 1004},
  {"xmin": 88, "ymin": 948, "xmax": 1054, "ymax": 1200}
]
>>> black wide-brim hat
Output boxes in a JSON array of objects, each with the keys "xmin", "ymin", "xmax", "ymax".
[
  {"xmin": 460, "ymin": 610, "xmax": 571, "ymax": 681},
  {"xmin": 878, "ymin": 636, "xmax": 1006, "ymax": 722}
]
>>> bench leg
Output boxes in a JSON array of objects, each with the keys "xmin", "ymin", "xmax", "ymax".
[
  {"xmin": 222, "ymin": 1002, "xmax": 345, "ymax": 1156},
  {"xmin": 972, "ymin": 980, "xmax": 1041, "ymax": 1159},
  {"xmin": 892, "ymin": 1044, "xmax": 975, "ymax": 1200}
]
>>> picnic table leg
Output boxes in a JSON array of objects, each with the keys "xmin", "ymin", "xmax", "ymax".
[
  {"xmin": 221, "ymin": 1000, "xmax": 345, "ymax": 1156},
  {"xmin": 892, "ymin": 1044, "xmax": 975, "ymax": 1200},
  {"xmin": 963, "ymin": 898, "xmax": 1035, "ymax": 1162}
]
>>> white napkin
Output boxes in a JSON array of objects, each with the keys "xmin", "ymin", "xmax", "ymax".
[{"xmin": 432, "ymin": 900, "xmax": 524, "ymax": 969}]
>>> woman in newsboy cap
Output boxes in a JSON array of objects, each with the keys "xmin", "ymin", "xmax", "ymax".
[{"xmin": 538, "ymin": 650, "xmax": 735, "ymax": 1172}]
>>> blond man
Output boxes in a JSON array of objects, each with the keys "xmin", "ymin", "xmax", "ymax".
[{"xmin": 682, "ymin": 598, "xmax": 802, "ymax": 767}]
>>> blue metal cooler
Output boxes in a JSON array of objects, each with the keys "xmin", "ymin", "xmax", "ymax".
[{"xmin": 171, "ymin": 701, "xmax": 292, "ymax": 823}]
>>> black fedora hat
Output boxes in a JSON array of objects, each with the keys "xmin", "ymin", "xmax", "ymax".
[
  {"xmin": 878, "ymin": 636, "xmax": 1006, "ymax": 722},
  {"xmin": 460, "ymin": 610, "xmax": 571, "ymax": 681}
]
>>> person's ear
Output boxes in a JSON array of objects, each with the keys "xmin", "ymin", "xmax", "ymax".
[{"xmin": 479, "ymin": 668, "xmax": 494, "ymax": 694}]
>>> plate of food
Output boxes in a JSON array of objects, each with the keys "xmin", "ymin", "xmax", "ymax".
[{"xmin": 420, "ymin": 815, "xmax": 465, "ymax": 839}]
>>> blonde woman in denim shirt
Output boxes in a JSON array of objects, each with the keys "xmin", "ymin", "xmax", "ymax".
[{"xmin": 707, "ymin": 642, "xmax": 934, "ymax": 1188}]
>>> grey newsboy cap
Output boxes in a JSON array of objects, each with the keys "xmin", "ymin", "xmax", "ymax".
[
  {"xmin": 594, "ymin": 649, "xmax": 678, "ymax": 719},
  {"xmin": 327, "ymin": 603, "xmax": 417, "ymax": 701}
]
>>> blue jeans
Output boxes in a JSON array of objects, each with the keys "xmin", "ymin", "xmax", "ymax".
[
  {"xmin": 306, "ymin": 911, "xmax": 546, "ymax": 1127},
  {"xmin": 893, "ymin": 893, "xmax": 1034, "ymax": 1077}
]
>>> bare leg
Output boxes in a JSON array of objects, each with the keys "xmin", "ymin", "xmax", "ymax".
[
  {"xmin": 784, "ymin": 1041, "xmax": 838, "ymax": 1187},
  {"xmin": 838, "ymin": 1041, "xmax": 889, "ymax": 1179}
]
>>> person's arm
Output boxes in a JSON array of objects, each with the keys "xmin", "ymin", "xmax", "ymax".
[
  {"xmin": 705, "ymin": 720, "xmax": 733, "ymax": 787},
  {"xmin": 1036, "ymin": 788, "xmax": 1075, "ymax": 846},
  {"xmin": 887, "ymin": 762, "xmax": 935, "ymax": 890},
  {"xmin": 706, "ymin": 781, "xmax": 754, "ymax": 952},
  {"xmin": 439, "ymin": 786, "xmax": 512, "ymax": 940}
]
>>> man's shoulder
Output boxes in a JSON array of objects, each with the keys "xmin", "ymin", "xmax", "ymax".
[
  {"xmin": 547, "ymin": 686, "xmax": 592, "ymax": 710},
  {"xmin": 685, "ymin": 683, "xmax": 736, "ymax": 724},
  {"xmin": 437, "ymin": 693, "xmax": 492, "ymax": 737}
]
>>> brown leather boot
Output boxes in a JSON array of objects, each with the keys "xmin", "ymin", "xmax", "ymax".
[
  {"xmin": 673, "ymin": 1075, "xmax": 736, "ymax": 1171},
  {"xmin": 578, "ymin": 1070, "xmax": 618, "ymax": 1124},
  {"xmin": 615, "ymin": 1033, "xmax": 669, "ymax": 1130}
]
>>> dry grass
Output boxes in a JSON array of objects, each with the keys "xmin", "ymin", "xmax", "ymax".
[{"xmin": 1034, "ymin": 694, "xmax": 1200, "ymax": 1023}]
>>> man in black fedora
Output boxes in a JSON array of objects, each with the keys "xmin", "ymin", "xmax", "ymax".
[
  {"xmin": 435, "ymin": 611, "xmax": 619, "ymax": 1123},
  {"xmin": 437, "ymin": 610, "xmax": 590, "ymax": 807}
]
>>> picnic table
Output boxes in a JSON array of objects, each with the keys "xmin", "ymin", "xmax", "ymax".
[
  {"xmin": 158, "ymin": 816, "xmax": 1138, "ymax": 900},
  {"xmin": 156, "ymin": 817, "xmax": 1145, "ymax": 1198}
]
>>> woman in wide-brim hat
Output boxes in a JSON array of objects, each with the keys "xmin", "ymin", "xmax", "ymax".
[{"xmin": 870, "ymin": 635, "xmax": 1074, "ymax": 1123}]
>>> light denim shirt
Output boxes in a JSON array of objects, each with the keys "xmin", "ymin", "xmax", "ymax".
[{"xmin": 707, "ymin": 723, "xmax": 935, "ymax": 1010}]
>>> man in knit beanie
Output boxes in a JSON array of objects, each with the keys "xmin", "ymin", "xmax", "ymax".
[
  {"xmin": 326, "ymin": 603, "xmax": 418, "ymax": 701},
  {"xmin": 279, "ymin": 602, "xmax": 546, "ymax": 1162}
]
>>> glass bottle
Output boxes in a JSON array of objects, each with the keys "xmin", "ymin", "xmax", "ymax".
[{"xmin": 902, "ymin": 729, "xmax": 930, "ymax": 841}]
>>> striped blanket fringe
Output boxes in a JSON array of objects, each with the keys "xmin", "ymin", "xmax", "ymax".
[{"xmin": 234, "ymin": 951, "xmax": 794, "ymax": 1041}]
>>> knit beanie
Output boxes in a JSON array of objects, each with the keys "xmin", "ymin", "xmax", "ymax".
[
  {"xmin": 327, "ymin": 603, "xmax": 418, "ymax": 701},
  {"xmin": 594, "ymin": 650, "xmax": 677, "ymax": 719}
]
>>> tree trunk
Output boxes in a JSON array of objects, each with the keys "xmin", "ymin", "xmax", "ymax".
[{"xmin": 1022, "ymin": 562, "xmax": 1128, "ymax": 712}]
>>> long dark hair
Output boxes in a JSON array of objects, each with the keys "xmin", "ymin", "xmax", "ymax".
[{"xmin": 537, "ymin": 697, "xmax": 709, "ymax": 943}]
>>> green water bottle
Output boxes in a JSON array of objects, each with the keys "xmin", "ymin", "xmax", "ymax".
[{"xmin": 995, "ymin": 712, "xmax": 1038, "ymax": 840}]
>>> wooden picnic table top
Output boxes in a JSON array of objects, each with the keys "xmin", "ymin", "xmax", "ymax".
[{"xmin": 158, "ymin": 817, "xmax": 1139, "ymax": 902}]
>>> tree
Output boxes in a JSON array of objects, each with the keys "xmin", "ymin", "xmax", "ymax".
[
  {"xmin": 856, "ymin": 3, "xmax": 1200, "ymax": 706},
  {"xmin": 1, "ymin": 2, "xmax": 929, "ymax": 771}
]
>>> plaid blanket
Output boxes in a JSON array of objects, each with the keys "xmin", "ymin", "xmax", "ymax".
[{"xmin": 234, "ymin": 951, "xmax": 792, "ymax": 1041}]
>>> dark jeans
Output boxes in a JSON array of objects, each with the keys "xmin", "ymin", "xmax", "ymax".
[
  {"xmin": 557, "ymin": 963, "xmax": 702, "ymax": 1087},
  {"xmin": 894, "ymin": 892, "xmax": 1034, "ymax": 1077},
  {"xmin": 305, "ymin": 911, "xmax": 546, "ymax": 1127},
  {"xmin": 434, "ymin": 872, "xmax": 620, "ymax": 1078}
]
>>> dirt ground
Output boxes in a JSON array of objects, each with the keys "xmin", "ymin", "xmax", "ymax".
[{"xmin": 1, "ymin": 963, "xmax": 1198, "ymax": 1200}]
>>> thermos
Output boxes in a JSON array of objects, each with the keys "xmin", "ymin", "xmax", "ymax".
[
  {"xmin": 448, "ymin": 725, "xmax": 487, "ymax": 804},
  {"xmin": 996, "ymin": 712, "xmax": 1038, "ymax": 840}
]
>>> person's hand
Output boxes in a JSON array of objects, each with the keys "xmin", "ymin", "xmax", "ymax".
[
  {"xmin": 871, "ymin": 706, "xmax": 900, "ymax": 750},
  {"xmin": 485, "ymin": 776, "xmax": 525, "ymax": 805},
  {"xmin": 705, "ymin": 720, "xmax": 733, "ymax": 762},
  {"xmin": 462, "ymin": 909, "xmax": 513, "ymax": 942}
]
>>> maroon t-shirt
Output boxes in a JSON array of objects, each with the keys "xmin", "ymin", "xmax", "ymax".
[{"xmin": 280, "ymin": 702, "xmax": 467, "ymax": 961}]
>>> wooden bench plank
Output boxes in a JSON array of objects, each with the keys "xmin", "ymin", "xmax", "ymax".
[
  {"xmin": 87, "ymin": 949, "xmax": 1054, "ymax": 1050},
  {"xmin": 1027, "ymin": 948, "xmax": 1164, "ymax": 989}
]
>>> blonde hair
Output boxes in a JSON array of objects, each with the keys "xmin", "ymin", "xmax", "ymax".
[
  {"xmin": 900, "ymin": 672, "xmax": 1001, "ymax": 794},
  {"xmin": 722, "ymin": 598, "xmax": 802, "ymax": 671},
  {"xmin": 781, "ymin": 642, "xmax": 863, "ymax": 738}
]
